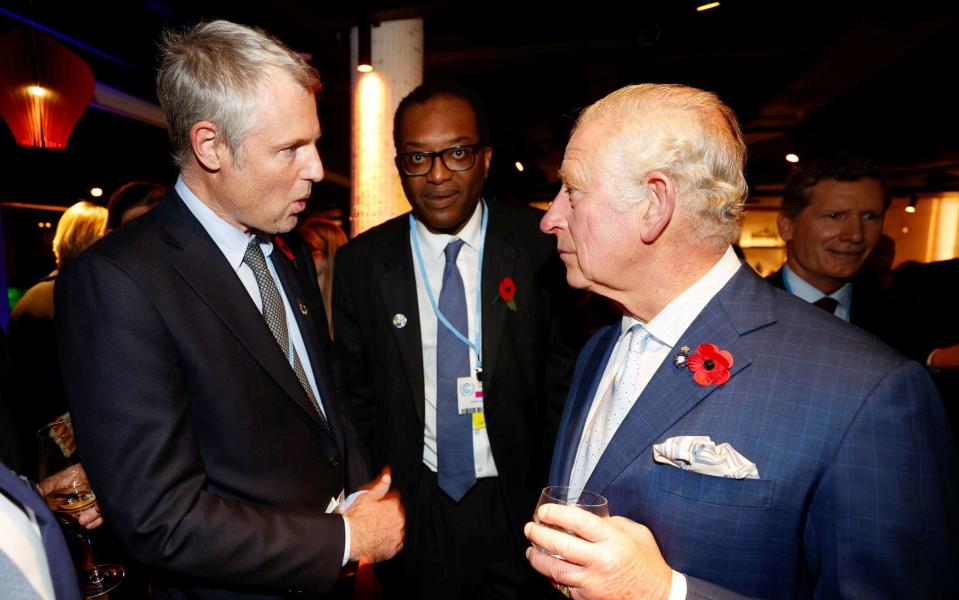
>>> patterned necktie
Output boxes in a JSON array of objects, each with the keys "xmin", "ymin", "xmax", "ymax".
[
  {"xmin": 570, "ymin": 324, "xmax": 649, "ymax": 492},
  {"xmin": 436, "ymin": 239, "xmax": 476, "ymax": 501},
  {"xmin": 243, "ymin": 237, "xmax": 328, "ymax": 428},
  {"xmin": 813, "ymin": 296, "xmax": 839, "ymax": 314}
]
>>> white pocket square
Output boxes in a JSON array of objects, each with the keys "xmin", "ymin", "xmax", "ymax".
[{"xmin": 653, "ymin": 435, "xmax": 759, "ymax": 479}]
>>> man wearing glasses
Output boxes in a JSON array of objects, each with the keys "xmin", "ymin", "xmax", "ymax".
[{"xmin": 333, "ymin": 81, "xmax": 577, "ymax": 599}]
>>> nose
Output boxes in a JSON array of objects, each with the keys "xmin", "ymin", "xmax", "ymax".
[
  {"xmin": 840, "ymin": 215, "xmax": 864, "ymax": 243},
  {"xmin": 540, "ymin": 188, "xmax": 570, "ymax": 234},
  {"xmin": 426, "ymin": 154, "xmax": 453, "ymax": 185},
  {"xmin": 304, "ymin": 144, "xmax": 324, "ymax": 183}
]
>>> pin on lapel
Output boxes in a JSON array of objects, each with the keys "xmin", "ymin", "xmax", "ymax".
[
  {"xmin": 392, "ymin": 313, "xmax": 407, "ymax": 329},
  {"xmin": 296, "ymin": 299, "xmax": 309, "ymax": 316},
  {"xmin": 672, "ymin": 346, "xmax": 690, "ymax": 369}
]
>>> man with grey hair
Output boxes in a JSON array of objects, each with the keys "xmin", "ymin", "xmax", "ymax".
[
  {"xmin": 525, "ymin": 83, "xmax": 956, "ymax": 599},
  {"xmin": 56, "ymin": 20, "xmax": 404, "ymax": 599}
]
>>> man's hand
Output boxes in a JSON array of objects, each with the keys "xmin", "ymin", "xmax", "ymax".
[
  {"xmin": 345, "ymin": 467, "xmax": 405, "ymax": 563},
  {"xmin": 525, "ymin": 503, "xmax": 672, "ymax": 600},
  {"xmin": 37, "ymin": 463, "xmax": 104, "ymax": 529}
]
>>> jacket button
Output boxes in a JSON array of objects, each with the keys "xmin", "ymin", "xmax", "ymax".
[{"xmin": 328, "ymin": 455, "xmax": 341, "ymax": 469}]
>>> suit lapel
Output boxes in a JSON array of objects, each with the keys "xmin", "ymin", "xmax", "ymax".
[
  {"xmin": 160, "ymin": 193, "xmax": 332, "ymax": 436},
  {"xmin": 376, "ymin": 219, "xmax": 428, "ymax": 424},
  {"xmin": 479, "ymin": 206, "xmax": 517, "ymax": 401},
  {"xmin": 584, "ymin": 267, "xmax": 774, "ymax": 495}
]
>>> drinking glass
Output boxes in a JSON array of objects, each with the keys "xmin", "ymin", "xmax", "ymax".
[
  {"xmin": 38, "ymin": 418, "xmax": 125, "ymax": 597},
  {"xmin": 532, "ymin": 485, "xmax": 609, "ymax": 558}
]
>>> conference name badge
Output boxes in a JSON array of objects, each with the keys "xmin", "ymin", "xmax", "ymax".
[{"xmin": 456, "ymin": 375, "xmax": 484, "ymax": 415}]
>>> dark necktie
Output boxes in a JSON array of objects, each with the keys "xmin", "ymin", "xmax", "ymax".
[
  {"xmin": 243, "ymin": 237, "xmax": 328, "ymax": 428},
  {"xmin": 436, "ymin": 239, "xmax": 475, "ymax": 501},
  {"xmin": 813, "ymin": 296, "xmax": 839, "ymax": 314}
]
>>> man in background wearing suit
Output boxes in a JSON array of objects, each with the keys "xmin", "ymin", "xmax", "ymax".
[
  {"xmin": 333, "ymin": 81, "xmax": 577, "ymax": 599},
  {"xmin": 56, "ymin": 20, "xmax": 403, "ymax": 598},
  {"xmin": 526, "ymin": 84, "xmax": 956, "ymax": 599},
  {"xmin": 767, "ymin": 153, "xmax": 890, "ymax": 336}
]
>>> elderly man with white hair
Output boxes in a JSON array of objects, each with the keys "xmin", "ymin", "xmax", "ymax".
[{"xmin": 526, "ymin": 83, "xmax": 957, "ymax": 600}]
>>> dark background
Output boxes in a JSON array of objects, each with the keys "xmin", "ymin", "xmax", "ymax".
[{"xmin": 2, "ymin": 0, "xmax": 958, "ymax": 289}]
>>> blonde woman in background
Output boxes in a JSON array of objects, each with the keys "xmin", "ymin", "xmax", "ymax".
[
  {"xmin": 298, "ymin": 216, "xmax": 347, "ymax": 335},
  {"xmin": 8, "ymin": 201, "xmax": 108, "ymax": 476}
]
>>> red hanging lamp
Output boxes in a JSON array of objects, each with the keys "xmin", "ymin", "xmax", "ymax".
[{"xmin": 0, "ymin": 30, "xmax": 95, "ymax": 149}]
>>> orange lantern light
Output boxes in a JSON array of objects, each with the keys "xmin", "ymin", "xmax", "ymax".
[{"xmin": 0, "ymin": 30, "xmax": 95, "ymax": 149}]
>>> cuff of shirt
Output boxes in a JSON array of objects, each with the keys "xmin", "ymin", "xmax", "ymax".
[
  {"xmin": 341, "ymin": 514, "xmax": 351, "ymax": 567},
  {"xmin": 668, "ymin": 570, "xmax": 687, "ymax": 600}
]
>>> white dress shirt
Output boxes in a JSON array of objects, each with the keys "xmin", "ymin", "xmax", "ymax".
[
  {"xmin": 410, "ymin": 201, "xmax": 499, "ymax": 479},
  {"xmin": 782, "ymin": 263, "xmax": 851, "ymax": 321},
  {"xmin": 0, "ymin": 489, "xmax": 55, "ymax": 599}
]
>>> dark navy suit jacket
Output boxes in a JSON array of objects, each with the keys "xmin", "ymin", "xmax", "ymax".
[{"xmin": 551, "ymin": 265, "xmax": 957, "ymax": 599}]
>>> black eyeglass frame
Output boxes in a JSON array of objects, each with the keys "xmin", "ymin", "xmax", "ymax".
[{"xmin": 395, "ymin": 141, "xmax": 486, "ymax": 177}]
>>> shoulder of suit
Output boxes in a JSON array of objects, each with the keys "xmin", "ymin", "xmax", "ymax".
[
  {"xmin": 746, "ymin": 272, "xmax": 908, "ymax": 372},
  {"xmin": 337, "ymin": 212, "xmax": 409, "ymax": 263}
]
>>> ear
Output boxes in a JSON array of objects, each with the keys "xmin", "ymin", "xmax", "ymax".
[
  {"xmin": 776, "ymin": 211, "xmax": 794, "ymax": 242},
  {"xmin": 191, "ymin": 121, "xmax": 224, "ymax": 172},
  {"xmin": 480, "ymin": 146, "xmax": 492, "ymax": 178},
  {"xmin": 639, "ymin": 170, "xmax": 675, "ymax": 244}
]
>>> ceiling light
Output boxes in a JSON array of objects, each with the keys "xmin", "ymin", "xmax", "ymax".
[
  {"xmin": 905, "ymin": 195, "xmax": 917, "ymax": 213},
  {"xmin": 785, "ymin": 153, "xmax": 799, "ymax": 163},
  {"xmin": 356, "ymin": 20, "xmax": 372, "ymax": 73}
]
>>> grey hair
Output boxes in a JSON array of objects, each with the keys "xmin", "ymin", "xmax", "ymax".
[
  {"xmin": 575, "ymin": 84, "xmax": 748, "ymax": 245},
  {"xmin": 157, "ymin": 20, "xmax": 320, "ymax": 167}
]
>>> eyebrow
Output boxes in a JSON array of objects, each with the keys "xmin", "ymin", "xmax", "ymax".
[{"xmin": 401, "ymin": 136, "xmax": 475, "ymax": 151}]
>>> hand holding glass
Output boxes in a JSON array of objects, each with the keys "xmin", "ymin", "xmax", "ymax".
[
  {"xmin": 38, "ymin": 418, "xmax": 124, "ymax": 596},
  {"xmin": 533, "ymin": 485, "xmax": 609, "ymax": 558}
]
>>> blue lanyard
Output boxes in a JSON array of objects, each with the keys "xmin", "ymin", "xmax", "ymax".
[{"xmin": 409, "ymin": 203, "xmax": 487, "ymax": 373}]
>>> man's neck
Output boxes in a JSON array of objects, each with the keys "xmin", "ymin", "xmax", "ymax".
[
  {"xmin": 614, "ymin": 244, "xmax": 729, "ymax": 322},
  {"xmin": 784, "ymin": 257, "xmax": 846, "ymax": 295}
]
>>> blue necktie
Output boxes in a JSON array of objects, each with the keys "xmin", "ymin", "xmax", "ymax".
[{"xmin": 436, "ymin": 239, "xmax": 475, "ymax": 501}]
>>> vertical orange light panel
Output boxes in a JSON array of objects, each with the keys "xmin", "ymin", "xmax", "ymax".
[
  {"xmin": 352, "ymin": 72, "xmax": 393, "ymax": 236},
  {"xmin": 349, "ymin": 19, "xmax": 423, "ymax": 237}
]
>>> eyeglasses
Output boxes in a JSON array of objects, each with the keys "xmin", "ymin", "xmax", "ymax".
[{"xmin": 395, "ymin": 142, "xmax": 485, "ymax": 177}]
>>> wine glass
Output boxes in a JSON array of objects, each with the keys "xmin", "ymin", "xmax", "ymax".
[
  {"xmin": 38, "ymin": 418, "xmax": 125, "ymax": 597},
  {"xmin": 532, "ymin": 485, "xmax": 609, "ymax": 558}
]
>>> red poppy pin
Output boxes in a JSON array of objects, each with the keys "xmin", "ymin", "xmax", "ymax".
[
  {"xmin": 274, "ymin": 236, "xmax": 296, "ymax": 267},
  {"xmin": 498, "ymin": 277, "xmax": 518, "ymax": 311},
  {"xmin": 685, "ymin": 343, "xmax": 734, "ymax": 387}
]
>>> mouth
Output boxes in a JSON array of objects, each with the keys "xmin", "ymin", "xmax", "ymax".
[
  {"xmin": 827, "ymin": 249, "xmax": 865, "ymax": 260},
  {"xmin": 423, "ymin": 190, "xmax": 459, "ymax": 207}
]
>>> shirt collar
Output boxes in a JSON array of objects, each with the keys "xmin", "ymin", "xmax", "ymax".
[
  {"xmin": 175, "ymin": 176, "xmax": 273, "ymax": 271},
  {"xmin": 621, "ymin": 246, "xmax": 742, "ymax": 348},
  {"xmin": 782, "ymin": 262, "xmax": 851, "ymax": 308},
  {"xmin": 412, "ymin": 199, "xmax": 485, "ymax": 259}
]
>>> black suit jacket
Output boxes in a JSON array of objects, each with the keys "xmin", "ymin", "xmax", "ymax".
[
  {"xmin": 55, "ymin": 189, "xmax": 369, "ymax": 599},
  {"xmin": 765, "ymin": 267, "xmax": 891, "ymax": 341},
  {"xmin": 332, "ymin": 202, "xmax": 576, "ymax": 552},
  {"xmin": 887, "ymin": 258, "xmax": 959, "ymax": 433}
]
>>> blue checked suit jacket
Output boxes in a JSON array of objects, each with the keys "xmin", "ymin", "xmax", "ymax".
[{"xmin": 550, "ymin": 265, "xmax": 958, "ymax": 599}]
